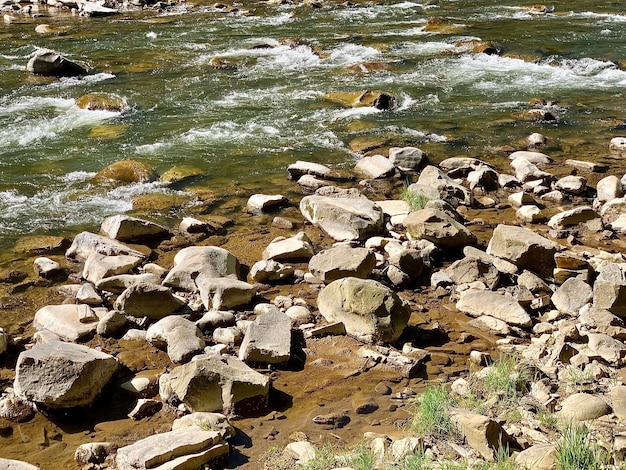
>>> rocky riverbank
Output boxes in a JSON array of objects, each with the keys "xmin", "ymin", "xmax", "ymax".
[{"xmin": 1, "ymin": 128, "xmax": 626, "ymax": 469}]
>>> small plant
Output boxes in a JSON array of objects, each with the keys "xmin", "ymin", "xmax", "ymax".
[
  {"xmin": 537, "ymin": 409, "xmax": 559, "ymax": 429},
  {"xmin": 402, "ymin": 186, "xmax": 430, "ymax": 211},
  {"xmin": 410, "ymin": 385, "xmax": 457, "ymax": 439},
  {"xmin": 562, "ymin": 365, "xmax": 594, "ymax": 393},
  {"xmin": 556, "ymin": 423, "xmax": 610, "ymax": 470},
  {"xmin": 468, "ymin": 354, "xmax": 529, "ymax": 409}
]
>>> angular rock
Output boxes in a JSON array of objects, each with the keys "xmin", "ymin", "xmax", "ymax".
[
  {"xmin": 515, "ymin": 444, "xmax": 557, "ymax": 470},
  {"xmin": 33, "ymin": 257, "xmax": 61, "ymax": 278},
  {"xmin": 249, "ymin": 260, "xmax": 294, "ymax": 283},
  {"xmin": 34, "ymin": 304, "xmax": 98, "ymax": 342},
  {"xmin": 355, "ymin": 155, "xmax": 395, "ymax": 179},
  {"xmin": 508, "ymin": 150, "xmax": 552, "ymax": 164},
  {"xmin": 100, "ymin": 215, "xmax": 169, "ymax": 242},
  {"xmin": 66, "ymin": 231, "xmax": 146, "ymax": 262},
  {"xmin": 26, "ymin": 48, "xmax": 87, "ymax": 76},
  {"xmin": 115, "ymin": 283, "xmax": 185, "ymax": 320},
  {"xmin": 147, "ymin": 316, "xmax": 205, "ymax": 364},
  {"xmin": 261, "ymin": 232, "xmax": 315, "ymax": 261},
  {"xmin": 517, "ymin": 205, "xmax": 546, "ymax": 223},
  {"xmin": 0, "ymin": 459, "xmax": 40, "ymax": 470},
  {"xmin": 486, "ymin": 224, "xmax": 562, "ymax": 278},
  {"xmin": 404, "ymin": 208, "xmax": 476, "ymax": 250},
  {"xmin": 76, "ymin": 283, "xmax": 103, "ymax": 306},
  {"xmin": 324, "ymin": 90, "xmax": 396, "ymax": 110},
  {"xmin": 551, "ymin": 278, "xmax": 592, "ymax": 316},
  {"xmin": 388, "ymin": 147, "xmax": 425, "ymax": 171},
  {"xmin": 388, "ymin": 247, "xmax": 424, "ymax": 278},
  {"xmin": 96, "ymin": 310, "xmax": 127, "ymax": 336},
  {"xmin": 172, "ymin": 412, "xmax": 235, "ymax": 440},
  {"xmin": 597, "ymin": 175, "xmax": 624, "ymax": 203},
  {"xmin": 96, "ymin": 272, "xmax": 161, "ymax": 294},
  {"xmin": 115, "ymin": 428, "xmax": 227, "ymax": 470},
  {"xmin": 456, "ymin": 290, "xmax": 532, "ymax": 328},
  {"xmin": 468, "ymin": 315, "xmax": 510, "ymax": 336},
  {"xmin": 75, "ymin": 442, "xmax": 117, "ymax": 465},
  {"xmin": 558, "ymin": 393, "xmax": 611, "ymax": 421},
  {"xmin": 239, "ymin": 309, "xmax": 291, "ymax": 364},
  {"xmin": 196, "ymin": 311, "xmax": 236, "ymax": 332},
  {"xmin": 593, "ymin": 279, "xmax": 626, "ymax": 317},
  {"xmin": 14, "ymin": 341, "xmax": 118, "ymax": 409},
  {"xmin": 317, "ymin": 277, "xmax": 410, "ymax": 343},
  {"xmin": 246, "ymin": 194, "xmax": 288, "ymax": 213},
  {"xmin": 93, "ymin": 160, "xmax": 158, "ymax": 185},
  {"xmin": 196, "ymin": 275, "xmax": 256, "ymax": 310},
  {"xmin": 82, "ymin": 252, "xmax": 143, "ymax": 284},
  {"xmin": 547, "ymin": 206, "xmax": 598, "ymax": 230},
  {"xmin": 308, "ymin": 245, "xmax": 375, "ymax": 283},
  {"xmin": 300, "ymin": 195, "xmax": 383, "ymax": 241},
  {"xmin": 450, "ymin": 408, "xmax": 515, "ymax": 461},
  {"xmin": 287, "ymin": 161, "xmax": 333, "ymax": 180},
  {"xmin": 555, "ymin": 175, "xmax": 587, "ymax": 195},
  {"xmin": 586, "ymin": 333, "xmax": 626, "ymax": 365},
  {"xmin": 128, "ymin": 398, "xmax": 162, "ymax": 420},
  {"xmin": 0, "ymin": 328, "xmax": 7, "ymax": 356},
  {"xmin": 161, "ymin": 356, "xmax": 270, "ymax": 415},
  {"xmin": 463, "ymin": 246, "xmax": 518, "ymax": 276},
  {"xmin": 163, "ymin": 246, "xmax": 240, "ymax": 291},
  {"xmin": 446, "ymin": 257, "xmax": 500, "ymax": 289},
  {"xmin": 409, "ymin": 165, "xmax": 472, "ymax": 205}
]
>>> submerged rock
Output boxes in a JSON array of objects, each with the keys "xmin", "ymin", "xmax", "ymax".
[
  {"xmin": 93, "ymin": 160, "xmax": 158, "ymax": 185},
  {"xmin": 323, "ymin": 90, "xmax": 396, "ymax": 110},
  {"xmin": 76, "ymin": 93, "xmax": 127, "ymax": 112}
]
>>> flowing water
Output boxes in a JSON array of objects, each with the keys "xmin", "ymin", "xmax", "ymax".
[{"xmin": 1, "ymin": 0, "xmax": 626, "ymax": 249}]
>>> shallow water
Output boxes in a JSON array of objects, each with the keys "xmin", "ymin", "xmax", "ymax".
[{"xmin": 1, "ymin": 0, "xmax": 626, "ymax": 248}]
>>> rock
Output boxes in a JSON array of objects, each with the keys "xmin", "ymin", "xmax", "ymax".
[
  {"xmin": 285, "ymin": 305, "xmax": 313, "ymax": 325},
  {"xmin": 0, "ymin": 390, "xmax": 35, "ymax": 423},
  {"xmin": 517, "ymin": 205, "xmax": 546, "ymax": 223},
  {"xmin": 555, "ymin": 175, "xmax": 587, "ymax": 195},
  {"xmin": 467, "ymin": 166, "xmax": 499, "ymax": 190},
  {"xmin": 565, "ymin": 159, "xmax": 607, "ymax": 173},
  {"xmin": 547, "ymin": 206, "xmax": 598, "ymax": 230},
  {"xmin": 508, "ymin": 150, "xmax": 552, "ymax": 165},
  {"xmin": 93, "ymin": 160, "xmax": 158, "ymax": 185},
  {"xmin": 551, "ymin": 278, "xmax": 592, "ymax": 316},
  {"xmin": 96, "ymin": 273, "xmax": 161, "ymax": 294},
  {"xmin": 75, "ymin": 442, "xmax": 117, "ymax": 465},
  {"xmin": 262, "ymin": 232, "xmax": 315, "ymax": 261},
  {"xmin": 468, "ymin": 315, "xmax": 510, "ymax": 336},
  {"xmin": 26, "ymin": 48, "xmax": 87, "ymax": 76},
  {"xmin": 100, "ymin": 215, "xmax": 169, "ymax": 242},
  {"xmin": 239, "ymin": 309, "xmax": 291, "ymax": 364},
  {"xmin": 196, "ymin": 311, "xmax": 236, "ymax": 332},
  {"xmin": 80, "ymin": 2, "xmax": 118, "ymax": 16},
  {"xmin": 455, "ymin": 39, "xmax": 499, "ymax": 54},
  {"xmin": 317, "ymin": 277, "xmax": 410, "ymax": 343},
  {"xmin": 0, "ymin": 328, "xmax": 7, "ymax": 356},
  {"xmin": 128, "ymin": 398, "xmax": 162, "ymax": 420},
  {"xmin": 516, "ymin": 444, "xmax": 557, "ymax": 470},
  {"xmin": 593, "ymin": 279, "xmax": 626, "ymax": 317},
  {"xmin": 159, "ymin": 165, "xmax": 204, "ymax": 185},
  {"xmin": 285, "ymin": 441, "xmax": 316, "ymax": 463},
  {"xmin": 486, "ymin": 224, "xmax": 562, "ymax": 278},
  {"xmin": 179, "ymin": 217, "xmax": 219, "ymax": 235},
  {"xmin": 409, "ymin": 165, "xmax": 472, "ymax": 205},
  {"xmin": 120, "ymin": 370, "xmax": 161, "ymax": 398},
  {"xmin": 388, "ymin": 247, "xmax": 424, "ymax": 278},
  {"xmin": 82, "ymin": 252, "xmax": 143, "ymax": 284},
  {"xmin": 14, "ymin": 341, "xmax": 118, "ymax": 409},
  {"xmin": 597, "ymin": 175, "xmax": 624, "ymax": 203},
  {"xmin": 456, "ymin": 290, "xmax": 532, "ymax": 328},
  {"xmin": 147, "ymin": 316, "xmax": 205, "ymax": 364},
  {"xmin": 0, "ymin": 459, "xmax": 40, "ymax": 470},
  {"xmin": 212, "ymin": 327, "xmax": 243, "ymax": 345},
  {"xmin": 445, "ymin": 257, "xmax": 500, "ymax": 289},
  {"xmin": 76, "ymin": 93, "xmax": 127, "ymax": 112},
  {"xmin": 246, "ymin": 194, "xmax": 288, "ymax": 213},
  {"xmin": 558, "ymin": 393, "xmax": 611, "ymax": 421},
  {"xmin": 308, "ymin": 245, "xmax": 376, "ymax": 283},
  {"xmin": 172, "ymin": 412, "xmax": 235, "ymax": 440},
  {"xmin": 96, "ymin": 310, "xmax": 127, "ymax": 336},
  {"xmin": 115, "ymin": 428, "xmax": 227, "ymax": 470},
  {"xmin": 463, "ymin": 246, "xmax": 518, "ymax": 275},
  {"xmin": 388, "ymin": 147, "xmax": 425, "ymax": 171},
  {"xmin": 510, "ymin": 156, "xmax": 552, "ymax": 182},
  {"xmin": 355, "ymin": 155, "xmax": 395, "ymax": 178},
  {"xmin": 163, "ymin": 246, "xmax": 240, "ymax": 291},
  {"xmin": 249, "ymin": 260, "xmax": 294, "ymax": 283},
  {"xmin": 600, "ymin": 197, "xmax": 626, "ymax": 226},
  {"xmin": 508, "ymin": 191, "xmax": 535, "ymax": 208},
  {"xmin": 586, "ymin": 333, "xmax": 626, "ymax": 365},
  {"xmin": 449, "ymin": 408, "xmax": 515, "ymax": 460},
  {"xmin": 76, "ymin": 283, "xmax": 103, "ymax": 306},
  {"xmin": 33, "ymin": 257, "xmax": 62, "ymax": 278},
  {"xmin": 404, "ymin": 208, "xmax": 476, "ymax": 250},
  {"xmin": 66, "ymin": 231, "xmax": 146, "ymax": 262},
  {"xmin": 115, "ymin": 283, "xmax": 186, "ymax": 320},
  {"xmin": 300, "ymin": 195, "xmax": 383, "ymax": 241},
  {"xmin": 526, "ymin": 133, "xmax": 548, "ymax": 148},
  {"xmin": 540, "ymin": 190, "xmax": 564, "ymax": 203},
  {"xmin": 161, "ymin": 356, "xmax": 270, "ymax": 415},
  {"xmin": 610, "ymin": 385, "xmax": 626, "ymax": 420},
  {"xmin": 34, "ymin": 304, "xmax": 98, "ymax": 342},
  {"xmin": 610, "ymin": 137, "xmax": 626, "ymax": 154},
  {"xmin": 196, "ymin": 275, "xmax": 256, "ymax": 310},
  {"xmin": 323, "ymin": 90, "xmax": 396, "ymax": 110},
  {"xmin": 287, "ymin": 160, "xmax": 334, "ymax": 180}
]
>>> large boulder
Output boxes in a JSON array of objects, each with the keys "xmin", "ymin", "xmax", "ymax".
[
  {"xmin": 300, "ymin": 195, "xmax": 383, "ymax": 241},
  {"xmin": 115, "ymin": 283, "xmax": 186, "ymax": 320},
  {"xmin": 558, "ymin": 393, "xmax": 611, "ymax": 422},
  {"xmin": 308, "ymin": 245, "xmax": 376, "ymax": 283},
  {"xmin": 66, "ymin": 231, "xmax": 146, "ymax": 262},
  {"xmin": 160, "ymin": 356, "xmax": 270, "ymax": 415},
  {"xmin": 404, "ymin": 208, "xmax": 476, "ymax": 250},
  {"xmin": 146, "ymin": 316, "xmax": 205, "ymax": 364},
  {"xmin": 116, "ymin": 428, "xmax": 228, "ymax": 470},
  {"xmin": 317, "ymin": 277, "xmax": 410, "ymax": 343},
  {"xmin": 100, "ymin": 215, "xmax": 170, "ymax": 242},
  {"xmin": 239, "ymin": 309, "xmax": 292, "ymax": 364},
  {"xmin": 456, "ymin": 290, "xmax": 532, "ymax": 328},
  {"xmin": 14, "ymin": 341, "xmax": 118, "ymax": 409},
  {"xmin": 163, "ymin": 246, "xmax": 240, "ymax": 291},
  {"xmin": 486, "ymin": 224, "xmax": 563, "ymax": 278},
  {"xmin": 26, "ymin": 49, "xmax": 87, "ymax": 76},
  {"xmin": 388, "ymin": 147, "xmax": 425, "ymax": 171},
  {"xmin": 34, "ymin": 304, "xmax": 98, "ymax": 342}
]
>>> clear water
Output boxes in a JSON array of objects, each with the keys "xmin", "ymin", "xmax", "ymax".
[{"xmin": 1, "ymin": 0, "xmax": 626, "ymax": 248}]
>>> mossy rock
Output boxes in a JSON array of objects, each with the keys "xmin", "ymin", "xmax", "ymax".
[
  {"xmin": 13, "ymin": 235, "xmax": 70, "ymax": 255},
  {"xmin": 88, "ymin": 124, "xmax": 130, "ymax": 139},
  {"xmin": 76, "ymin": 93, "xmax": 128, "ymax": 112},
  {"xmin": 345, "ymin": 62, "xmax": 391, "ymax": 74},
  {"xmin": 324, "ymin": 90, "xmax": 396, "ymax": 110},
  {"xmin": 93, "ymin": 160, "xmax": 158, "ymax": 185},
  {"xmin": 159, "ymin": 166, "xmax": 205, "ymax": 185},
  {"xmin": 455, "ymin": 39, "xmax": 500, "ymax": 55},
  {"xmin": 423, "ymin": 17, "xmax": 465, "ymax": 34},
  {"xmin": 131, "ymin": 192, "xmax": 191, "ymax": 211}
]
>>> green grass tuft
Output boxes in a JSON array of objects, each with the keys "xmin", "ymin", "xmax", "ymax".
[
  {"xmin": 556, "ymin": 423, "xmax": 609, "ymax": 470},
  {"xmin": 410, "ymin": 385, "xmax": 456, "ymax": 439},
  {"xmin": 402, "ymin": 186, "xmax": 430, "ymax": 211}
]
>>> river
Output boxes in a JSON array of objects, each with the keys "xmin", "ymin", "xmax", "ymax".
[{"xmin": 0, "ymin": 0, "xmax": 625, "ymax": 250}]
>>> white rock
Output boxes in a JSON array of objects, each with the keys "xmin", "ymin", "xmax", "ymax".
[
  {"xmin": 355, "ymin": 154, "xmax": 395, "ymax": 179},
  {"xmin": 33, "ymin": 257, "xmax": 61, "ymax": 277}
]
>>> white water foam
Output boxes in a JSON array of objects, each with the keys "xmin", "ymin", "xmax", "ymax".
[{"xmin": 566, "ymin": 11, "xmax": 626, "ymax": 23}]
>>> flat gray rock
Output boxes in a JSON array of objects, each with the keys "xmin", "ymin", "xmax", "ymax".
[
  {"xmin": 163, "ymin": 246, "xmax": 240, "ymax": 291},
  {"xmin": 404, "ymin": 208, "xmax": 476, "ymax": 250},
  {"xmin": 456, "ymin": 290, "xmax": 532, "ymax": 328},
  {"xmin": 196, "ymin": 275, "xmax": 256, "ymax": 310},
  {"xmin": 239, "ymin": 309, "xmax": 291, "ymax": 364},
  {"xmin": 115, "ymin": 282, "xmax": 186, "ymax": 320},
  {"xmin": 147, "ymin": 316, "xmax": 205, "ymax": 364},
  {"xmin": 309, "ymin": 245, "xmax": 376, "ymax": 284},
  {"xmin": 100, "ymin": 215, "xmax": 169, "ymax": 242},
  {"xmin": 34, "ymin": 304, "xmax": 98, "ymax": 342},
  {"xmin": 66, "ymin": 231, "xmax": 146, "ymax": 262}
]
